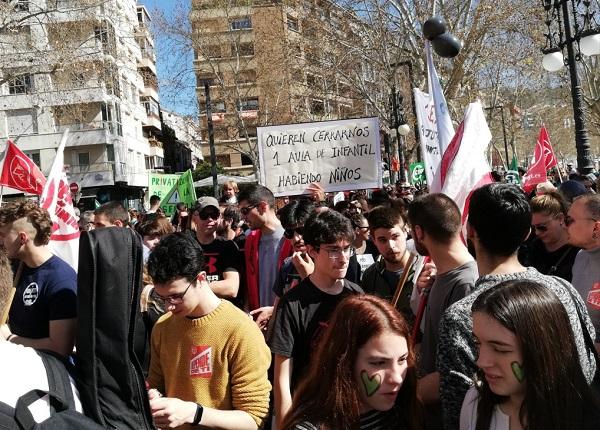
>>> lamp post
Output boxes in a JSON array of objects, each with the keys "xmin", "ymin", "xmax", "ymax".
[
  {"xmin": 540, "ymin": 0, "xmax": 600, "ymax": 175},
  {"xmin": 390, "ymin": 86, "xmax": 411, "ymax": 183}
]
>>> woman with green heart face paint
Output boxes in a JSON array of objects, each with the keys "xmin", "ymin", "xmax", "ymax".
[
  {"xmin": 460, "ymin": 280, "xmax": 600, "ymax": 430},
  {"xmin": 280, "ymin": 295, "xmax": 423, "ymax": 430}
]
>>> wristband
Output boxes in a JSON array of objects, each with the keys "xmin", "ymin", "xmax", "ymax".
[
  {"xmin": 7, "ymin": 334, "xmax": 16, "ymax": 342},
  {"xmin": 192, "ymin": 403, "xmax": 204, "ymax": 426}
]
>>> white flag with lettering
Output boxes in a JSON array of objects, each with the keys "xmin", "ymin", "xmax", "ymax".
[
  {"xmin": 40, "ymin": 130, "xmax": 80, "ymax": 271},
  {"xmin": 413, "ymin": 88, "xmax": 442, "ymax": 191}
]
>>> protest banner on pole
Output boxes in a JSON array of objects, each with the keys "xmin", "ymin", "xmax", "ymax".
[
  {"xmin": 40, "ymin": 130, "xmax": 80, "ymax": 271},
  {"xmin": 257, "ymin": 117, "xmax": 381, "ymax": 197},
  {"xmin": 522, "ymin": 126, "xmax": 558, "ymax": 193},
  {"xmin": 148, "ymin": 170, "xmax": 197, "ymax": 216},
  {"xmin": 0, "ymin": 140, "xmax": 46, "ymax": 195}
]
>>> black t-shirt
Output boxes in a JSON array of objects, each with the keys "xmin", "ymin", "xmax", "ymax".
[
  {"xmin": 197, "ymin": 237, "xmax": 241, "ymax": 282},
  {"xmin": 9, "ymin": 255, "xmax": 77, "ymax": 339},
  {"xmin": 269, "ymin": 277, "xmax": 363, "ymax": 390},
  {"xmin": 519, "ymin": 239, "xmax": 580, "ymax": 282}
]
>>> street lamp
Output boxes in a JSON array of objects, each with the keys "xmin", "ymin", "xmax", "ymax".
[
  {"xmin": 540, "ymin": 0, "xmax": 600, "ymax": 175},
  {"xmin": 390, "ymin": 86, "xmax": 410, "ymax": 183}
]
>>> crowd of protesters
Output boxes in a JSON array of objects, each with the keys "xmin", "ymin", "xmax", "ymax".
[{"xmin": 0, "ymin": 169, "xmax": 600, "ymax": 430}]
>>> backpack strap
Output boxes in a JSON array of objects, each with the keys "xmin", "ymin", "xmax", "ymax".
[
  {"xmin": 36, "ymin": 350, "xmax": 76, "ymax": 410},
  {"xmin": 14, "ymin": 389, "xmax": 69, "ymax": 430}
]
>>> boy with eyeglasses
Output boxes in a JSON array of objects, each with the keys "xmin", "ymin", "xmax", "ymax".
[
  {"xmin": 190, "ymin": 197, "xmax": 242, "ymax": 304},
  {"xmin": 146, "ymin": 233, "xmax": 271, "ymax": 430},
  {"xmin": 270, "ymin": 209, "xmax": 363, "ymax": 428}
]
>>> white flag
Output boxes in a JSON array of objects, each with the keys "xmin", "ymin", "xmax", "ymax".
[
  {"xmin": 40, "ymin": 130, "xmax": 80, "ymax": 271},
  {"xmin": 426, "ymin": 41, "xmax": 454, "ymax": 154},
  {"xmin": 413, "ymin": 88, "xmax": 442, "ymax": 191},
  {"xmin": 440, "ymin": 102, "xmax": 493, "ymax": 219}
]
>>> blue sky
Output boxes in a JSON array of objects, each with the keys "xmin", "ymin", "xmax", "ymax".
[{"xmin": 139, "ymin": 0, "xmax": 196, "ymax": 116}]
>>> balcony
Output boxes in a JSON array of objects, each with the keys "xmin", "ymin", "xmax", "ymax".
[{"xmin": 66, "ymin": 162, "xmax": 115, "ymax": 188}]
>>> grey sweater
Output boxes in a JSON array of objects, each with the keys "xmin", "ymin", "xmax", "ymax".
[{"xmin": 437, "ymin": 267, "xmax": 597, "ymax": 430}]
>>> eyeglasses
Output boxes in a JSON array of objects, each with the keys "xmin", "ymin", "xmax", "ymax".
[
  {"xmin": 240, "ymin": 205, "xmax": 256, "ymax": 216},
  {"xmin": 197, "ymin": 210, "xmax": 220, "ymax": 221},
  {"xmin": 154, "ymin": 277, "xmax": 197, "ymax": 304},
  {"xmin": 565, "ymin": 216, "xmax": 598, "ymax": 227},
  {"xmin": 531, "ymin": 223, "xmax": 548, "ymax": 233},
  {"xmin": 283, "ymin": 226, "xmax": 304, "ymax": 239},
  {"xmin": 316, "ymin": 245, "xmax": 355, "ymax": 260},
  {"xmin": 353, "ymin": 223, "xmax": 369, "ymax": 231}
]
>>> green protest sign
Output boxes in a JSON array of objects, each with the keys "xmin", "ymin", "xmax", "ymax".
[
  {"xmin": 506, "ymin": 154, "xmax": 521, "ymax": 185},
  {"xmin": 148, "ymin": 170, "xmax": 197, "ymax": 216},
  {"xmin": 409, "ymin": 162, "xmax": 426, "ymax": 186}
]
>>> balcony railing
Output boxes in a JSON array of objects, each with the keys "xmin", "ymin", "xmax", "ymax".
[
  {"xmin": 66, "ymin": 162, "xmax": 114, "ymax": 174},
  {"xmin": 54, "ymin": 120, "xmax": 110, "ymax": 133}
]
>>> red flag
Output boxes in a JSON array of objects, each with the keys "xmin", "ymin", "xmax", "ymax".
[
  {"xmin": 522, "ymin": 126, "xmax": 557, "ymax": 193},
  {"xmin": 0, "ymin": 141, "xmax": 46, "ymax": 194}
]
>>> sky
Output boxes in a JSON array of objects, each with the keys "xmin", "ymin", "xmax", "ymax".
[{"xmin": 138, "ymin": 0, "xmax": 196, "ymax": 116}]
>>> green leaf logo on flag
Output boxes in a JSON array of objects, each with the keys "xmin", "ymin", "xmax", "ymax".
[{"xmin": 409, "ymin": 162, "xmax": 426, "ymax": 186}]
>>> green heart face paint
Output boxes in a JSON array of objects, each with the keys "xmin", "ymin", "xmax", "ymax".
[
  {"xmin": 511, "ymin": 361, "xmax": 525, "ymax": 382},
  {"xmin": 360, "ymin": 370, "xmax": 381, "ymax": 397}
]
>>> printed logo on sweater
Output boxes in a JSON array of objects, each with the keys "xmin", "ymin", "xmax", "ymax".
[
  {"xmin": 587, "ymin": 282, "xmax": 600, "ymax": 310},
  {"xmin": 190, "ymin": 345, "xmax": 212, "ymax": 378},
  {"xmin": 22, "ymin": 282, "xmax": 39, "ymax": 306}
]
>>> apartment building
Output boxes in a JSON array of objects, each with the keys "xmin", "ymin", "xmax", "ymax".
[
  {"xmin": 0, "ymin": 0, "xmax": 162, "ymax": 209},
  {"xmin": 191, "ymin": 0, "xmax": 370, "ymax": 174},
  {"xmin": 162, "ymin": 109, "xmax": 204, "ymax": 172}
]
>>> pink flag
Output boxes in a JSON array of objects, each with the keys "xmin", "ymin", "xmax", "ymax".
[
  {"xmin": 40, "ymin": 131, "xmax": 80, "ymax": 271},
  {"xmin": 522, "ymin": 126, "xmax": 557, "ymax": 193},
  {"xmin": 440, "ymin": 102, "xmax": 493, "ymax": 226},
  {"xmin": 0, "ymin": 141, "xmax": 46, "ymax": 194}
]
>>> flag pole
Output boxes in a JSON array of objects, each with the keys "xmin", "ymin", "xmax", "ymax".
[{"xmin": 0, "ymin": 262, "xmax": 24, "ymax": 326}]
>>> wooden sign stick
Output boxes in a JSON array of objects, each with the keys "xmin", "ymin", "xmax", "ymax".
[
  {"xmin": 391, "ymin": 253, "xmax": 416, "ymax": 309},
  {"xmin": 0, "ymin": 261, "xmax": 24, "ymax": 326}
]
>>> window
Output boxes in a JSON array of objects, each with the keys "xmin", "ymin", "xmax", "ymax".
[
  {"xmin": 238, "ymin": 126, "xmax": 257, "ymax": 138},
  {"xmin": 287, "ymin": 15, "xmax": 299, "ymax": 32},
  {"xmin": 238, "ymin": 70, "xmax": 256, "ymax": 84},
  {"xmin": 8, "ymin": 74, "xmax": 33, "ymax": 94},
  {"xmin": 204, "ymin": 45, "xmax": 221, "ymax": 59},
  {"xmin": 71, "ymin": 72, "xmax": 85, "ymax": 88},
  {"xmin": 24, "ymin": 150, "xmax": 40, "ymax": 168},
  {"xmin": 14, "ymin": 0, "xmax": 29, "ymax": 11},
  {"xmin": 213, "ymin": 101, "xmax": 226, "ymax": 112},
  {"xmin": 230, "ymin": 17, "xmax": 252, "ymax": 30},
  {"xmin": 235, "ymin": 42, "xmax": 254, "ymax": 56},
  {"xmin": 78, "ymin": 152, "xmax": 90, "ymax": 166},
  {"xmin": 238, "ymin": 98, "xmax": 259, "ymax": 111},
  {"xmin": 310, "ymin": 99, "xmax": 325, "ymax": 115}
]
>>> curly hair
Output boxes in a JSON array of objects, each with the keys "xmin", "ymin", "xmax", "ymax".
[
  {"xmin": 302, "ymin": 209, "xmax": 354, "ymax": 247},
  {"xmin": 147, "ymin": 232, "xmax": 205, "ymax": 284},
  {"xmin": 0, "ymin": 200, "xmax": 52, "ymax": 245}
]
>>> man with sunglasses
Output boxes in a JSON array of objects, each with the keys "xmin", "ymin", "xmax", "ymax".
[
  {"xmin": 190, "ymin": 197, "xmax": 242, "ymax": 305},
  {"xmin": 568, "ymin": 194, "xmax": 600, "ymax": 351},
  {"xmin": 270, "ymin": 209, "xmax": 363, "ymax": 429},
  {"xmin": 146, "ymin": 233, "xmax": 271, "ymax": 430},
  {"xmin": 238, "ymin": 185, "xmax": 292, "ymax": 314}
]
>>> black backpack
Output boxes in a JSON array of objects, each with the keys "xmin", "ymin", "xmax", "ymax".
[
  {"xmin": 75, "ymin": 228, "xmax": 154, "ymax": 429},
  {"xmin": 0, "ymin": 350, "xmax": 104, "ymax": 429}
]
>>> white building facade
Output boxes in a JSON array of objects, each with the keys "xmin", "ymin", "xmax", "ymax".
[{"xmin": 0, "ymin": 0, "xmax": 162, "ymax": 209}]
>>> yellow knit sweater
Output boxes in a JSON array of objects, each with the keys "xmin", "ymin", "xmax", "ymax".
[{"xmin": 147, "ymin": 300, "xmax": 271, "ymax": 429}]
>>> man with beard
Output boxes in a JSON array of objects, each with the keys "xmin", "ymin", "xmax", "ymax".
[
  {"xmin": 362, "ymin": 205, "xmax": 419, "ymax": 326},
  {"xmin": 190, "ymin": 197, "xmax": 241, "ymax": 303},
  {"xmin": 407, "ymin": 193, "xmax": 477, "ymax": 430},
  {"xmin": 270, "ymin": 210, "xmax": 363, "ymax": 428}
]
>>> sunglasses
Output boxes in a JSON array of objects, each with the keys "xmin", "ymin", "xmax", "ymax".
[
  {"xmin": 283, "ymin": 226, "xmax": 304, "ymax": 239},
  {"xmin": 240, "ymin": 205, "xmax": 256, "ymax": 215},
  {"xmin": 197, "ymin": 210, "xmax": 220, "ymax": 220}
]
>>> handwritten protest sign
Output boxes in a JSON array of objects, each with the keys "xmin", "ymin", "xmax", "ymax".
[{"xmin": 257, "ymin": 118, "xmax": 381, "ymax": 196}]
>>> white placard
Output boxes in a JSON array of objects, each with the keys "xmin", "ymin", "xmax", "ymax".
[{"xmin": 257, "ymin": 117, "xmax": 381, "ymax": 196}]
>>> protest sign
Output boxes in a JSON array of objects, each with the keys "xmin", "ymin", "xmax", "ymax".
[
  {"xmin": 409, "ymin": 162, "xmax": 426, "ymax": 186},
  {"xmin": 148, "ymin": 170, "xmax": 197, "ymax": 216},
  {"xmin": 257, "ymin": 117, "xmax": 381, "ymax": 196}
]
